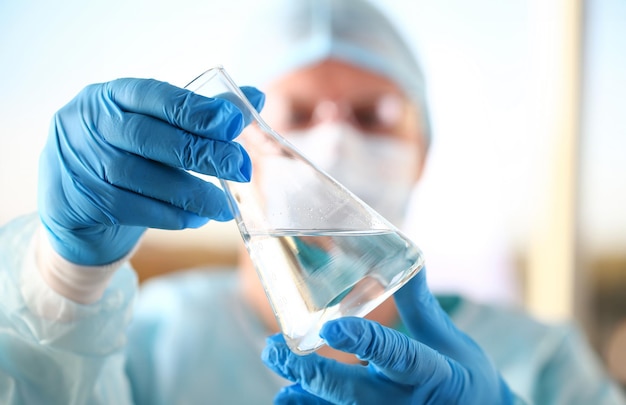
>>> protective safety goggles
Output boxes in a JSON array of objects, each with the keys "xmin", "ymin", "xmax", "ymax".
[{"xmin": 263, "ymin": 93, "xmax": 413, "ymax": 136}]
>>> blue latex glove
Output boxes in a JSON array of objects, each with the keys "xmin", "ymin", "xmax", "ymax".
[
  {"xmin": 262, "ymin": 269, "xmax": 518, "ymax": 405},
  {"xmin": 39, "ymin": 78, "xmax": 265, "ymax": 265}
]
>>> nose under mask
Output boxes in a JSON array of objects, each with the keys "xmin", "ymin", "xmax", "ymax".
[{"xmin": 285, "ymin": 123, "xmax": 419, "ymax": 227}]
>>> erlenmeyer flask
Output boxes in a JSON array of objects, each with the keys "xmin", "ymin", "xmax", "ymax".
[{"xmin": 185, "ymin": 66, "xmax": 424, "ymax": 355}]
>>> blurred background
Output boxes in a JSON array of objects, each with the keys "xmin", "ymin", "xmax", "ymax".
[{"xmin": 1, "ymin": 0, "xmax": 625, "ymax": 388}]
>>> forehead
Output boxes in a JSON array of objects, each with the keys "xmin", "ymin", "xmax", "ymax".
[{"xmin": 264, "ymin": 59, "xmax": 404, "ymax": 101}]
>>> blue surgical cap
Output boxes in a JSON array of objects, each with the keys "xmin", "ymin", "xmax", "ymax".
[{"xmin": 229, "ymin": 0, "xmax": 431, "ymax": 144}]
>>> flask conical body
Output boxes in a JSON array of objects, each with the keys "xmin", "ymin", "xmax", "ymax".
[{"xmin": 186, "ymin": 66, "xmax": 424, "ymax": 354}]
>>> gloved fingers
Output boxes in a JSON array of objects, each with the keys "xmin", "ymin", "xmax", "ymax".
[
  {"xmin": 262, "ymin": 335, "xmax": 406, "ymax": 405},
  {"xmin": 228, "ymin": 85, "xmax": 266, "ymax": 127},
  {"xmin": 94, "ymin": 151, "xmax": 234, "ymax": 221},
  {"xmin": 273, "ymin": 384, "xmax": 334, "ymax": 405},
  {"xmin": 207, "ymin": 86, "xmax": 266, "ymax": 127},
  {"xmin": 92, "ymin": 184, "xmax": 217, "ymax": 229},
  {"xmin": 42, "ymin": 152, "xmax": 215, "ymax": 264},
  {"xmin": 321, "ymin": 317, "xmax": 452, "ymax": 386},
  {"xmin": 100, "ymin": 112, "xmax": 251, "ymax": 181},
  {"xmin": 63, "ymin": 169, "xmax": 223, "ymax": 229},
  {"xmin": 394, "ymin": 268, "xmax": 482, "ymax": 361},
  {"xmin": 50, "ymin": 186, "xmax": 211, "ymax": 265},
  {"xmin": 240, "ymin": 86, "xmax": 266, "ymax": 113},
  {"xmin": 102, "ymin": 78, "xmax": 248, "ymax": 141},
  {"xmin": 63, "ymin": 174, "xmax": 219, "ymax": 229}
]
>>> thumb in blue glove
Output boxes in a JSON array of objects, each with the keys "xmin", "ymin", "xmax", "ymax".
[{"xmin": 262, "ymin": 269, "xmax": 519, "ymax": 405}]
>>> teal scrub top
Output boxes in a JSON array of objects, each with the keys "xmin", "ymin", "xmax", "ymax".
[{"xmin": 1, "ymin": 215, "xmax": 624, "ymax": 404}]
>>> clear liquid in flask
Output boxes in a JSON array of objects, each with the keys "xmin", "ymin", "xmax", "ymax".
[{"xmin": 243, "ymin": 228, "xmax": 423, "ymax": 354}]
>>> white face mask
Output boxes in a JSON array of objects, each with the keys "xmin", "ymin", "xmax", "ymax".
[{"xmin": 285, "ymin": 123, "xmax": 420, "ymax": 226}]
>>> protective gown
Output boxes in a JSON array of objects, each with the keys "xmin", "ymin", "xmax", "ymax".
[{"xmin": 1, "ymin": 215, "xmax": 624, "ymax": 404}]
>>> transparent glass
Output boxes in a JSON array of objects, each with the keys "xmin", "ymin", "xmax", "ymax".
[{"xmin": 185, "ymin": 66, "xmax": 425, "ymax": 355}]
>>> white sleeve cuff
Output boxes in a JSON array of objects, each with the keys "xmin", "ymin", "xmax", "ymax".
[{"xmin": 31, "ymin": 226, "xmax": 135, "ymax": 305}]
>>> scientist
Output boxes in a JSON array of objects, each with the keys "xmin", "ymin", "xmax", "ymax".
[{"xmin": 0, "ymin": 0, "xmax": 624, "ymax": 404}]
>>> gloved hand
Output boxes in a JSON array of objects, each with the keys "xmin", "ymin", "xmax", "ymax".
[
  {"xmin": 262, "ymin": 269, "xmax": 518, "ymax": 405},
  {"xmin": 39, "ymin": 78, "xmax": 264, "ymax": 265}
]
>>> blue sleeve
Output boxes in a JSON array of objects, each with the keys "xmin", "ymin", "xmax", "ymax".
[
  {"xmin": 441, "ymin": 297, "xmax": 624, "ymax": 404},
  {"xmin": 534, "ymin": 324, "xmax": 626, "ymax": 405},
  {"xmin": 0, "ymin": 214, "xmax": 138, "ymax": 404}
]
